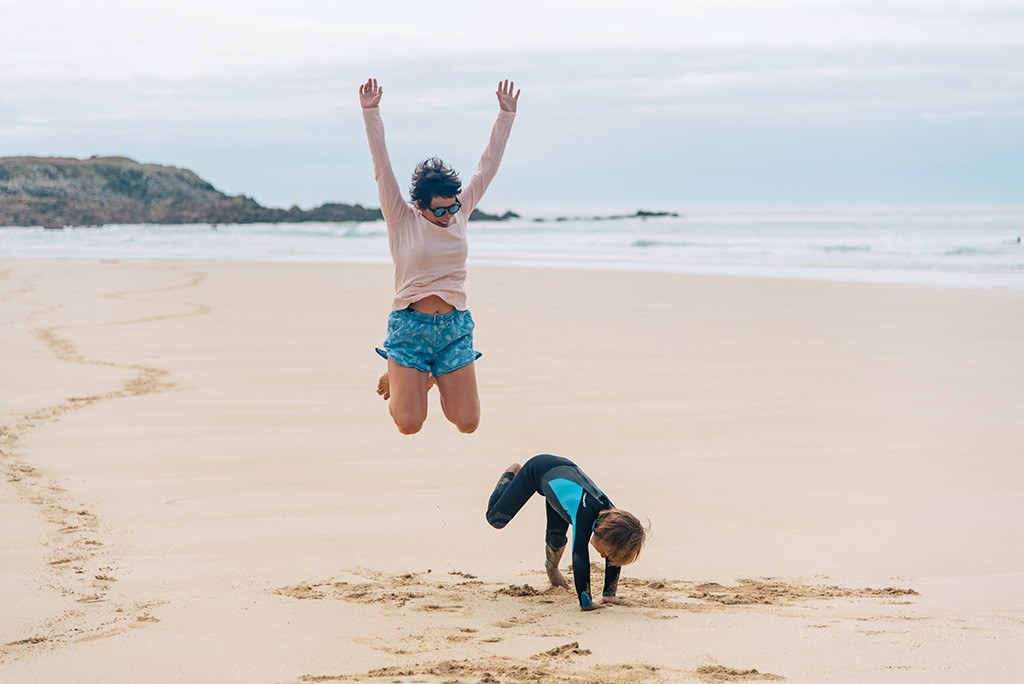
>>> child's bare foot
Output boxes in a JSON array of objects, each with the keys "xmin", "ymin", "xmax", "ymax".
[
  {"xmin": 545, "ymin": 543, "xmax": 569, "ymax": 589},
  {"xmin": 376, "ymin": 372, "xmax": 435, "ymax": 401},
  {"xmin": 546, "ymin": 566, "xmax": 569, "ymax": 590},
  {"xmin": 506, "ymin": 463, "xmax": 521, "ymax": 475}
]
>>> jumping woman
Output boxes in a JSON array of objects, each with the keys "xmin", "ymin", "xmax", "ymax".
[{"xmin": 359, "ymin": 77, "xmax": 520, "ymax": 434}]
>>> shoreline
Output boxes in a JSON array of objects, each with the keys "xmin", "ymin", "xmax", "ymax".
[
  {"xmin": 4, "ymin": 251, "xmax": 1024, "ymax": 297},
  {"xmin": 4, "ymin": 204, "xmax": 1023, "ymax": 296},
  {"xmin": 2, "ymin": 258, "xmax": 1023, "ymax": 682}
]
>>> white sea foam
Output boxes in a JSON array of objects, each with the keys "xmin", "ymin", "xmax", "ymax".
[{"xmin": 2, "ymin": 207, "xmax": 1022, "ymax": 292}]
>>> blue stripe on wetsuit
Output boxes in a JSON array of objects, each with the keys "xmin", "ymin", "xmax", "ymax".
[
  {"xmin": 483, "ymin": 454, "xmax": 621, "ymax": 610},
  {"xmin": 548, "ymin": 477, "xmax": 594, "ymax": 608},
  {"xmin": 548, "ymin": 478, "xmax": 583, "ymax": 527}
]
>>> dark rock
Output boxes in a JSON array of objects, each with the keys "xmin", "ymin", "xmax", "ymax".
[
  {"xmin": 537, "ymin": 209, "xmax": 683, "ymax": 222},
  {"xmin": 469, "ymin": 207, "xmax": 518, "ymax": 221},
  {"xmin": 0, "ymin": 155, "xmax": 520, "ymax": 229},
  {"xmin": 0, "ymin": 156, "xmax": 383, "ymax": 228}
]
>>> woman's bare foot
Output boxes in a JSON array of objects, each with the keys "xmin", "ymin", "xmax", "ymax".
[
  {"xmin": 377, "ymin": 372, "xmax": 434, "ymax": 401},
  {"xmin": 376, "ymin": 372, "xmax": 391, "ymax": 400}
]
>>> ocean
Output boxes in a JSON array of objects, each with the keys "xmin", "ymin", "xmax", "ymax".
[{"xmin": 2, "ymin": 207, "xmax": 1022, "ymax": 292}]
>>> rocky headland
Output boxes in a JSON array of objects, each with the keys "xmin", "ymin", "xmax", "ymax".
[{"xmin": 0, "ymin": 156, "xmax": 514, "ymax": 229}]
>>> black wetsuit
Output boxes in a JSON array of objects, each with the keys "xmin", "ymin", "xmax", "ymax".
[{"xmin": 485, "ymin": 454, "xmax": 620, "ymax": 609}]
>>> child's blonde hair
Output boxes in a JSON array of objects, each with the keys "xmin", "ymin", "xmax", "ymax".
[{"xmin": 593, "ymin": 508, "xmax": 647, "ymax": 566}]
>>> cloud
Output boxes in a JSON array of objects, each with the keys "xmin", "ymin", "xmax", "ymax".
[
  {"xmin": 4, "ymin": 0, "xmax": 1023, "ymax": 82},
  {"xmin": 1, "ymin": 1, "xmax": 1021, "ymax": 206}
]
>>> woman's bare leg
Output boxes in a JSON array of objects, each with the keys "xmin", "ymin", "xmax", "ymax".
[
  {"xmin": 434, "ymin": 362, "xmax": 480, "ymax": 434},
  {"xmin": 385, "ymin": 358, "xmax": 432, "ymax": 434},
  {"xmin": 378, "ymin": 371, "xmax": 434, "ymax": 401}
]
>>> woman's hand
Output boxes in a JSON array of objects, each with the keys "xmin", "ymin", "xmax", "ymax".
[
  {"xmin": 496, "ymin": 79, "xmax": 520, "ymax": 113},
  {"xmin": 359, "ymin": 78, "xmax": 383, "ymax": 108}
]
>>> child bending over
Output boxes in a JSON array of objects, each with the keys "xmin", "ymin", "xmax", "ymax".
[{"xmin": 485, "ymin": 454, "xmax": 647, "ymax": 611}]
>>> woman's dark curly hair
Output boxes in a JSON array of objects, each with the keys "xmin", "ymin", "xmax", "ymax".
[{"xmin": 410, "ymin": 157, "xmax": 462, "ymax": 209}]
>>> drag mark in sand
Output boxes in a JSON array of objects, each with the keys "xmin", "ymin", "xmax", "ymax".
[
  {"xmin": 626, "ymin": 576, "xmax": 918, "ymax": 608},
  {"xmin": 278, "ymin": 567, "xmax": 918, "ymax": 683},
  {"xmin": 293, "ymin": 642, "xmax": 784, "ymax": 683},
  {"xmin": 0, "ymin": 265, "xmax": 207, "ymax": 664},
  {"xmin": 297, "ymin": 642, "xmax": 665, "ymax": 684},
  {"xmin": 695, "ymin": 665, "xmax": 786, "ymax": 682}
]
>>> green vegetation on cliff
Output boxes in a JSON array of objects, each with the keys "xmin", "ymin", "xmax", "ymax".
[{"xmin": 0, "ymin": 156, "xmax": 510, "ymax": 228}]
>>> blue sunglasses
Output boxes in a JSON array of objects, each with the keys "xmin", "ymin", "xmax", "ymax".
[{"xmin": 427, "ymin": 201, "xmax": 462, "ymax": 218}]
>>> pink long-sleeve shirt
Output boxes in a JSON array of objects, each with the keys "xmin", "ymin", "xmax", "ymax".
[{"xmin": 362, "ymin": 106, "xmax": 516, "ymax": 311}]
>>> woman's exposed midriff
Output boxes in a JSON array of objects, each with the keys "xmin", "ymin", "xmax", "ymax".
[{"xmin": 410, "ymin": 294, "xmax": 455, "ymax": 315}]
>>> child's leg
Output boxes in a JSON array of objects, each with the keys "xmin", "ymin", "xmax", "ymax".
[
  {"xmin": 544, "ymin": 501, "xmax": 570, "ymax": 550},
  {"xmin": 544, "ymin": 502, "xmax": 570, "ymax": 589},
  {"xmin": 485, "ymin": 463, "xmax": 534, "ymax": 529},
  {"xmin": 485, "ymin": 454, "xmax": 564, "ymax": 529}
]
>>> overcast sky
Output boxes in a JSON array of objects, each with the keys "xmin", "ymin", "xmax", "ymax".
[{"xmin": 2, "ymin": 0, "xmax": 1022, "ymax": 212}]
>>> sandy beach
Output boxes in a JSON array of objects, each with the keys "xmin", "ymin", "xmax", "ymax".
[{"xmin": 1, "ymin": 258, "xmax": 1023, "ymax": 683}]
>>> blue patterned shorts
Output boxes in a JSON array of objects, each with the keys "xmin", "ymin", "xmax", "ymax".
[{"xmin": 375, "ymin": 307, "xmax": 482, "ymax": 376}]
